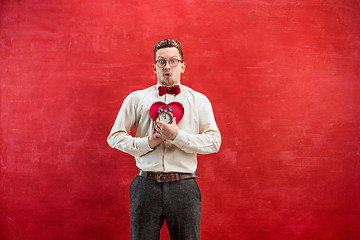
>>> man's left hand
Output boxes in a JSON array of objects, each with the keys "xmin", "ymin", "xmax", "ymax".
[{"xmin": 155, "ymin": 117, "xmax": 179, "ymax": 141}]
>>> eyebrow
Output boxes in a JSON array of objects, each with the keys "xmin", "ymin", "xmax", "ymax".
[{"xmin": 156, "ymin": 55, "xmax": 179, "ymax": 60}]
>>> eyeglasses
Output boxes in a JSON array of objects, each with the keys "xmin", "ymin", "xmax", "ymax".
[{"xmin": 155, "ymin": 58, "xmax": 183, "ymax": 68}]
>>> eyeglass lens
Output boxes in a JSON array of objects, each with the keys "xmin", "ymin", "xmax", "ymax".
[{"xmin": 156, "ymin": 58, "xmax": 180, "ymax": 68}]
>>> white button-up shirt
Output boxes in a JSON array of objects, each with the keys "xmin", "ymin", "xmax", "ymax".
[{"xmin": 107, "ymin": 82, "xmax": 221, "ymax": 173}]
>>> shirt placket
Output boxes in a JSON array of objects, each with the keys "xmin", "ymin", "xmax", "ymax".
[{"xmin": 162, "ymin": 93, "xmax": 176, "ymax": 171}]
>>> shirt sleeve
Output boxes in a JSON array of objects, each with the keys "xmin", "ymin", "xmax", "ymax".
[
  {"xmin": 107, "ymin": 92, "xmax": 153, "ymax": 157},
  {"xmin": 171, "ymin": 95, "xmax": 221, "ymax": 154}
]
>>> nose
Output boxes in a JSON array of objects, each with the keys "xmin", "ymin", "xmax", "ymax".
[{"xmin": 164, "ymin": 60, "xmax": 171, "ymax": 69}]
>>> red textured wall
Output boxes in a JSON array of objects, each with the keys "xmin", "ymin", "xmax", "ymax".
[{"xmin": 1, "ymin": 0, "xmax": 360, "ymax": 239}]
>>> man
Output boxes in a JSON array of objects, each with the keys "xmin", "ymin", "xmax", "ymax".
[{"xmin": 107, "ymin": 39, "xmax": 221, "ymax": 240}]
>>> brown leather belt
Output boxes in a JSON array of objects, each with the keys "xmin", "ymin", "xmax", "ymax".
[{"xmin": 138, "ymin": 169, "xmax": 200, "ymax": 182}]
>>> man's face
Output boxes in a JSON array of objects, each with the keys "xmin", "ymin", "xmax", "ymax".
[{"xmin": 153, "ymin": 47, "xmax": 186, "ymax": 87}]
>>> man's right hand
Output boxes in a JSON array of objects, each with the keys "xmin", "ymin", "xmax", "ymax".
[{"xmin": 148, "ymin": 121, "xmax": 166, "ymax": 149}]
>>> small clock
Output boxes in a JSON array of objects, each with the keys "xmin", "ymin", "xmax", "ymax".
[
  {"xmin": 150, "ymin": 101, "xmax": 184, "ymax": 124},
  {"xmin": 158, "ymin": 105, "xmax": 173, "ymax": 124}
]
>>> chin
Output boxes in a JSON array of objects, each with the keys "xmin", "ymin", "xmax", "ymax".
[{"xmin": 161, "ymin": 79, "xmax": 175, "ymax": 87}]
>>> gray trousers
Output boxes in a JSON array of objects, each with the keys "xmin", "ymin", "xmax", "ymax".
[{"xmin": 129, "ymin": 175, "xmax": 201, "ymax": 240}]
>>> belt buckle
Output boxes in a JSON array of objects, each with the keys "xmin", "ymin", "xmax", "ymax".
[{"xmin": 156, "ymin": 173, "xmax": 164, "ymax": 182}]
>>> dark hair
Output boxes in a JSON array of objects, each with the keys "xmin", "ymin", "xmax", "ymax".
[{"xmin": 153, "ymin": 39, "xmax": 183, "ymax": 61}]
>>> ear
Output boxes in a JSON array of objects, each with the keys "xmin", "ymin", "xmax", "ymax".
[
  {"xmin": 181, "ymin": 61, "xmax": 186, "ymax": 73},
  {"xmin": 153, "ymin": 63, "xmax": 156, "ymax": 74}
]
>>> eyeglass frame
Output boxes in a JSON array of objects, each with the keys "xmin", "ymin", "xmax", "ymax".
[{"xmin": 154, "ymin": 57, "xmax": 183, "ymax": 68}]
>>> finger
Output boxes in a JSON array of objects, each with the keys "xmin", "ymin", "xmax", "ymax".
[
  {"xmin": 156, "ymin": 120, "xmax": 166, "ymax": 129},
  {"xmin": 156, "ymin": 131, "xmax": 165, "ymax": 139},
  {"xmin": 172, "ymin": 117, "xmax": 177, "ymax": 125}
]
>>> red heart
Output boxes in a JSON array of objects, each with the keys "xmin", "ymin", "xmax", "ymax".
[{"xmin": 150, "ymin": 101, "xmax": 184, "ymax": 124}]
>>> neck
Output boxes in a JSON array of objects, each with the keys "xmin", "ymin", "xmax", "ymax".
[{"xmin": 158, "ymin": 82, "xmax": 180, "ymax": 87}]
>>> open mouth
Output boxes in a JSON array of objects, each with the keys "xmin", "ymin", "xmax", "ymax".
[{"xmin": 164, "ymin": 72, "xmax": 171, "ymax": 77}]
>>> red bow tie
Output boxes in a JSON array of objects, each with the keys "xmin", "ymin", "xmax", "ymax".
[{"xmin": 158, "ymin": 85, "xmax": 181, "ymax": 96}]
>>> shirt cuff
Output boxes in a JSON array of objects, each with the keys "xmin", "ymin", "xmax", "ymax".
[
  {"xmin": 172, "ymin": 129, "xmax": 189, "ymax": 148},
  {"xmin": 137, "ymin": 137, "xmax": 153, "ymax": 155}
]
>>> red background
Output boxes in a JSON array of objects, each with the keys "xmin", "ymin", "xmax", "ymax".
[{"xmin": 1, "ymin": 0, "xmax": 360, "ymax": 239}]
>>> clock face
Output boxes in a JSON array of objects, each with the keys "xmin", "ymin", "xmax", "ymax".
[{"xmin": 159, "ymin": 111, "xmax": 173, "ymax": 124}]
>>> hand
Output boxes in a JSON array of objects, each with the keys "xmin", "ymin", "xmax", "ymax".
[
  {"xmin": 154, "ymin": 117, "xmax": 179, "ymax": 141},
  {"xmin": 148, "ymin": 122, "xmax": 166, "ymax": 149}
]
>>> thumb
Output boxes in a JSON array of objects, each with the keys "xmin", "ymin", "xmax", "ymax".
[{"xmin": 172, "ymin": 117, "xmax": 177, "ymax": 125}]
